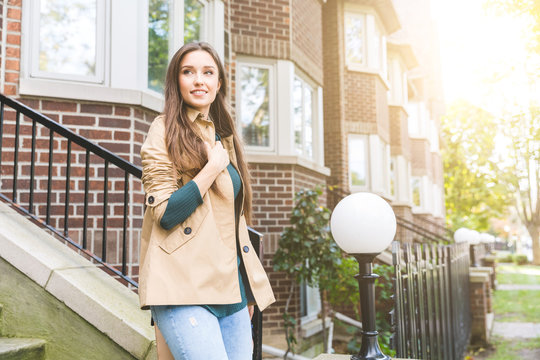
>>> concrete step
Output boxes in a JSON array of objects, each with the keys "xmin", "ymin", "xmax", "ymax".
[{"xmin": 0, "ymin": 337, "xmax": 46, "ymax": 360}]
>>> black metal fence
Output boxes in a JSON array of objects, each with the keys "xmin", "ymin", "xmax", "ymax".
[{"xmin": 391, "ymin": 241, "xmax": 471, "ymax": 360}]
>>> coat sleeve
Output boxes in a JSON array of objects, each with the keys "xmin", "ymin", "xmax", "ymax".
[{"xmin": 140, "ymin": 116, "xmax": 178, "ymax": 223}]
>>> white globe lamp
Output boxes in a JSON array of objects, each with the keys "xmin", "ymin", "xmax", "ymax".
[
  {"xmin": 330, "ymin": 192, "xmax": 396, "ymax": 360},
  {"xmin": 454, "ymin": 228, "xmax": 471, "ymax": 243}
]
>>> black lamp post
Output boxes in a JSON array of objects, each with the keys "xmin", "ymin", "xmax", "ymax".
[{"xmin": 330, "ymin": 192, "xmax": 396, "ymax": 360}]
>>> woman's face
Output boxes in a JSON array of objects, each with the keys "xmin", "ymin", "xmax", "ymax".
[{"xmin": 179, "ymin": 50, "xmax": 221, "ymax": 115}]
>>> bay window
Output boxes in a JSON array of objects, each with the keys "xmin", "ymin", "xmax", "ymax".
[
  {"xmin": 412, "ymin": 177, "xmax": 421, "ymax": 208},
  {"xmin": 293, "ymin": 76, "xmax": 314, "ymax": 159},
  {"xmin": 30, "ymin": 0, "xmax": 106, "ymax": 83},
  {"xmin": 237, "ymin": 62, "xmax": 273, "ymax": 149},
  {"xmin": 21, "ymin": 0, "xmax": 224, "ymax": 110},
  {"xmin": 237, "ymin": 58, "xmax": 325, "ymax": 170},
  {"xmin": 344, "ymin": 9, "xmax": 386, "ymax": 72},
  {"xmin": 349, "ymin": 135, "xmax": 369, "ymax": 189},
  {"xmin": 148, "ymin": 0, "xmax": 208, "ymax": 92}
]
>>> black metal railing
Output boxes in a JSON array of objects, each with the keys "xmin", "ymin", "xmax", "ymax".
[
  {"xmin": 0, "ymin": 94, "xmax": 265, "ymax": 359},
  {"xmin": 0, "ymin": 94, "xmax": 141, "ymax": 287},
  {"xmin": 395, "ymin": 215, "xmax": 450, "ymax": 244},
  {"xmin": 414, "ymin": 215, "xmax": 454, "ymax": 239},
  {"xmin": 391, "ymin": 241, "xmax": 471, "ymax": 359}
]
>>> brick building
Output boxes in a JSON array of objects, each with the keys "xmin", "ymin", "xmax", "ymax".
[{"xmin": 0, "ymin": 0, "xmax": 445, "ymax": 354}]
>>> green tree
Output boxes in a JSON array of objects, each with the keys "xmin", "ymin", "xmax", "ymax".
[
  {"xmin": 441, "ymin": 100, "xmax": 511, "ymax": 231},
  {"xmin": 496, "ymin": 106, "xmax": 540, "ymax": 264},
  {"xmin": 485, "ymin": 0, "xmax": 540, "ymax": 53},
  {"xmin": 273, "ymin": 188, "xmax": 342, "ymax": 356}
]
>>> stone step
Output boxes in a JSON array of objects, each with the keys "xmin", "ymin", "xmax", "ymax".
[{"xmin": 0, "ymin": 337, "xmax": 46, "ymax": 360}]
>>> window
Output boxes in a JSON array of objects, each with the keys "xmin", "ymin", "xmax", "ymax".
[
  {"xmin": 411, "ymin": 177, "xmax": 421, "ymax": 208},
  {"xmin": 293, "ymin": 76, "xmax": 314, "ymax": 159},
  {"xmin": 21, "ymin": 1, "xmax": 224, "ymax": 111},
  {"xmin": 345, "ymin": 13, "xmax": 365, "ymax": 66},
  {"xmin": 300, "ymin": 282, "xmax": 321, "ymax": 322},
  {"xmin": 344, "ymin": 10, "xmax": 385, "ymax": 71},
  {"xmin": 407, "ymin": 102, "xmax": 429, "ymax": 138},
  {"xmin": 349, "ymin": 135, "xmax": 369, "ymax": 188},
  {"xmin": 30, "ymin": 0, "xmax": 106, "ymax": 83},
  {"xmin": 237, "ymin": 63, "xmax": 273, "ymax": 149},
  {"xmin": 390, "ymin": 157, "xmax": 396, "ymax": 198},
  {"xmin": 380, "ymin": 141, "xmax": 390, "ymax": 195},
  {"xmin": 148, "ymin": 0, "xmax": 207, "ymax": 93}
]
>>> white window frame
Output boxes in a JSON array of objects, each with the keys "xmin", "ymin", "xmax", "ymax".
[
  {"xmin": 300, "ymin": 282, "xmax": 321, "ymax": 325},
  {"xmin": 28, "ymin": 0, "xmax": 107, "ymax": 84},
  {"xmin": 20, "ymin": 0, "xmax": 225, "ymax": 113},
  {"xmin": 411, "ymin": 176, "xmax": 422, "ymax": 209},
  {"xmin": 293, "ymin": 72, "xmax": 317, "ymax": 161},
  {"xmin": 235, "ymin": 58, "xmax": 276, "ymax": 153},
  {"xmin": 349, "ymin": 134, "xmax": 370, "ymax": 191},
  {"xmin": 388, "ymin": 55, "xmax": 408, "ymax": 106},
  {"xmin": 344, "ymin": 5, "xmax": 386, "ymax": 74}
]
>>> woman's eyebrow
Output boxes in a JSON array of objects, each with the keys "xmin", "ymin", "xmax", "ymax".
[{"xmin": 181, "ymin": 64, "xmax": 216, "ymax": 69}]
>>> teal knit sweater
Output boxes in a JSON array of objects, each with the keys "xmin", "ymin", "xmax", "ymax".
[{"xmin": 159, "ymin": 161, "xmax": 250, "ymax": 318}]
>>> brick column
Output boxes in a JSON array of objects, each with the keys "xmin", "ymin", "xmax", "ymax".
[{"xmin": 469, "ymin": 271, "xmax": 493, "ymax": 345}]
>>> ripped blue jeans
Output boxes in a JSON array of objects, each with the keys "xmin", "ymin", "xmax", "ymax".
[{"xmin": 150, "ymin": 305, "xmax": 252, "ymax": 360}]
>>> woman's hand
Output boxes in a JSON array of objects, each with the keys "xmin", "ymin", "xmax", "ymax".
[
  {"xmin": 192, "ymin": 141, "xmax": 229, "ymax": 197},
  {"xmin": 204, "ymin": 141, "xmax": 229, "ymax": 173}
]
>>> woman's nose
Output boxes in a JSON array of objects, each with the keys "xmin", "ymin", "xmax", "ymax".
[{"xmin": 194, "ymin": 72, "xmax": 203, "ymax": 84}]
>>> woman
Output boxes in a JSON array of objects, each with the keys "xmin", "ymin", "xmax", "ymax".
[{"xmin": 138, "ymin": 42, "xmax": 275, "ymax": 359}]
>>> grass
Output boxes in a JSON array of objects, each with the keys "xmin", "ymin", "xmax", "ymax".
[
  {"xmin": 467, "ymin": 337, "xmax": 540, "ymax": 360},
  {"xmin": 493, "ymin": 289, "xmax": 540, "ymax": 322},
  {"xmin": 494, "ymin": 264, "xmax": 540, "ymax": 322},
  {"xmin": 497, "ymin": 264, "xmax": 540, "ymax": 276}
]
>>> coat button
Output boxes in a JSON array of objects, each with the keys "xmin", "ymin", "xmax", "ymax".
[
  {"xmin": 243, "ymin": 246, "xmax": 249, "ymax": 253},
  {"xmin": 184, "ymin": 227, "xmax": 192, "ymax": 235},
  {"xmin": 148, "ymin": 196, "xmax": 154, "ymax": 204}
]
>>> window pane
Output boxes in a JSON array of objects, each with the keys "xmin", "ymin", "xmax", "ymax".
[
  {"xmin": 390, "ymin": 158, "xmax": 396, "ymax": 197},
  {"xmin": 412, "ymin": 178, "xmax": 421, "ymax": 207},
  {"xmin": 303, "ymin": 83, "xmax": 313, "ymax": 159},
  {"xmin": 148, "ymin": 0, "xmax": 170, "ymax": 92},
  {"xmin": 293, "ymin": 78, "xmax": 303, "ymax": 155},
  {"xmin": 349, "ymin": 137, "xmax": 367, "ymax": 186},
  {"xmin": 39, "ymin": 0, "xmax": 97, "ymax": 76},
  {"xmin": 240, "ymin": 65, "xmax": 270, "ymax": 147},
  {"xmin": 184, "ymin": 0, "xmax": 203, "ymax": 44},
  {"xmin": 372, "ymin": 22, "xmax": 381, "ymax": 67},
  {"xmin": 345, "ymin": 14, "xmax": 364, "ymax": 65}
]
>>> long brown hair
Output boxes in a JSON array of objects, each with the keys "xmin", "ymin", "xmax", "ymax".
[{"xmin": 162, "ymin": 42, "xmax": 253, "ymax": 224}]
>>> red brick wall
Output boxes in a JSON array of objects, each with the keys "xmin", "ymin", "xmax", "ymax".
[
  {"xmin": 249, "ymin": 162, "xmax": 327, "ymax": 342},
  {"xmin": 230, "ymin": 0, "xmax": 291, "ymax": 58},
  {"xmin": 291, "ymin": 0, "xmax": 323, "ymax": 83},
  {"xmin": 411, "ymin": 138, "xmax": 432, "ymax": 177},
  {"xmin": 389, "ymin": 105, "xmax": 412, "ymax": 160},
  {"xmin": 2, "ymin": 0, "xmax": 21, "ymax": 96},
  {"xmin": 322, "ymin": 0, "xmax": 347, "ymax": 208},
  {"xmin": 393, "ymin": 205, "xmax": 414, "ymax": 243}
]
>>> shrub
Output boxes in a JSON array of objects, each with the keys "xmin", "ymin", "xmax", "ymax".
[
  {"xmin": 512, "ymin": 254, "xmax": 528, "ymax": 265},
  {"xmin": 496, "ymin": 251, "xmax": 514, "ymax": 263}
]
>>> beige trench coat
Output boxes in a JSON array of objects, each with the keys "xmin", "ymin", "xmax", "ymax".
[{"xmin": 138, "ymin": 109, "xmax": 275, "ymax": 312}]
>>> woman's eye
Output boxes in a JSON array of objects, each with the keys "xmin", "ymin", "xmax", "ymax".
[
  {"xmin": 182, "ymin": 69, "xmax": 193, "ymax": 75},
  {"xmin": 205, "ymin": 70, "xmax": 214, "ymax": 75}
]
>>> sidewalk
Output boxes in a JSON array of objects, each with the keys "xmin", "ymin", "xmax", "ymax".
[{"xmin": 473, "ymin": 266, "xmax": 540, "ymax": 359}]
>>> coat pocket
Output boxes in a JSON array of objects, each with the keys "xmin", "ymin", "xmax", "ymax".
[{"xmin": 158, "ymin": 200, "xmax": 210, "ymax": 254}]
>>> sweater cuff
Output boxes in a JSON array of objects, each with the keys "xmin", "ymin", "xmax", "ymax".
[{"xmin": 159, "ymin": 180, "xmax": 203, "ymax": 230}]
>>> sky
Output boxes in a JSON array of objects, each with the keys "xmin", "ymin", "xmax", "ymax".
[{"xmin": 431, "ymin": 0, "xmax": 540, "ymax": 116}]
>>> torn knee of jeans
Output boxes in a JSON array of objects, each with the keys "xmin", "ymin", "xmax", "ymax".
[{"xmin": 188, "ymin": 316, "xmax": 198, "ymax": 327}]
